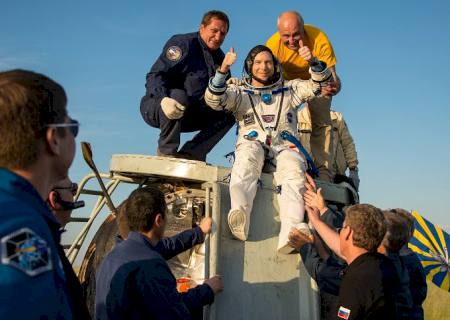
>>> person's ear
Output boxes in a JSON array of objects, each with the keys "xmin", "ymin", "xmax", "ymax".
[
  {"xmin": 48, "ymin": 191, "xmax": 62, "ymax": 210},
  {"xmin": 343, "ymin": 226, "xmax": 352, "ymax": 242},
  {"xmin": 45, "ymin": 127, "xmax": 62, "ymax": 156},
  {"xmin": 154, "ymin": 213, "xmax": 164, "ymax": 228}
]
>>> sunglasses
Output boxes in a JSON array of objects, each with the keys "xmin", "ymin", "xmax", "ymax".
[
  {"xmin": 53, "ymin": 182, "xmax": 78, "ymax": 196},
  {"xmin": 46, "ymin": 119, "xmax": 79, "ymax": 137}
]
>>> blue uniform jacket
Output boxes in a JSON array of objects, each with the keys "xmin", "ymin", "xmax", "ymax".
[
  {"xmin": 300, "ymin": 208, "xmax": 346, "ymax": 296},
  {"xmin": 0, "ymin": 168, "xmax": 73, "ymax": 319},
  {"xmin": 401, "ymin": 252, "xmax": 427, "ymax": 320},
  {"xmin": 140, "ymin": 32, "xmax": 225, "ymax": 119},
  {"xmin": 95, "ymin": 227, "xmax": 214, "ymax": 320}
]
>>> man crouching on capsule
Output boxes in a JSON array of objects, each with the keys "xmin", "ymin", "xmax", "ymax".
[{"xmin": 205, "ymin": 44, "xmax": 333, "ymax": 254}]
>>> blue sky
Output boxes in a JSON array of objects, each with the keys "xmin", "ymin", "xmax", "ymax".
[{"xmin": 2, "ymin": 0, "xmax": 450, "ymax": 230}]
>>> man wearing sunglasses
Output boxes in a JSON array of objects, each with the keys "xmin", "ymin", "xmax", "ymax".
[
  {"xmin": 48, "ymin": 178, "xmax": 84, "ymax": 228},
  {"xmin": 0, "ymin": 69, "xmax": 88, "ymax": 319}
]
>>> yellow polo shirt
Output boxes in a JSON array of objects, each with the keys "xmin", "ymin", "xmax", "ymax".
[{"xmin": 266, "ymin": 24, "xmax": 336, "ymax": 80}]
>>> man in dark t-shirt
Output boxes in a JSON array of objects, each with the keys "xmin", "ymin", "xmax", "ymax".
[
  {"xmin": 337, "ymin": 252, "xmax": 399, "ymax": 320},
  {"xmin": 334, "ymin": 204, "xmax": 399, "ymax": 320}
]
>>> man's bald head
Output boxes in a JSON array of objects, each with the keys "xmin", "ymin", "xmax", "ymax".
[
  {"xmin": 277, "ymin": 11, "xmax": 305, "ymax": 51},
  {"xmin": 277, "ymin": 11, "xmax": 304, "ymax": 29}
]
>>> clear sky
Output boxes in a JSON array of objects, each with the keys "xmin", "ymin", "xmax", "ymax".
[{"xmin": 2, "ymin": 0, "xmax": 449, "ymax": 230}]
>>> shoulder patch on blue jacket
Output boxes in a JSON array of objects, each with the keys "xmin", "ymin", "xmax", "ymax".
[
  {"xmin": 1, "ymin": 228, "xmax": 52, "ymax": 276},
  {"xmin": 166, "ymin": 46, "xmax": 183, "ymax": 62}
]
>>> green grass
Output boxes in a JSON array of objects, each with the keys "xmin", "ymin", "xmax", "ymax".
[{"xmin": 423, "ymin": 281, "xmax": 450, "ymax": 320}]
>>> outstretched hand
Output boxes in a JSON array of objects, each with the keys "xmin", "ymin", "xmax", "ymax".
[
  {"xmin": 220, "ymin": 47, "xmax": 237, "ymax": 73},
  {"xmin": 303, "ymin": 173, "xmax": 327, "ymax": 214},
  {"xmin": 199, "ymin": 217, "xmax": 213, "ymax": 235},
  {"xmin": 288, "ymin": 228, "xmax": 314, "ymax": 250},
  {"xmin": 204, "ymin": 275, "xmax": 224, "ymax": 294},
  {"xmin": 305, "ymin": 205, "xmax": 321, "ymax": 222}
]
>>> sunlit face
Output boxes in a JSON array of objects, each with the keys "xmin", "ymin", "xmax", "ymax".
[
  {"xmin": 251, "ymin": 51, "xmax": 274, "ymax": 85},
  {"xmin": 199, "ymin": 18, "xmax": 228, "ymax": 51},
  {"xmin": 339, "ymin": 223, "xmax": 350, "ymax": 260},
  {"xmin": 279, "ymin": 20, "xmax": 303, "ymax": 51}
]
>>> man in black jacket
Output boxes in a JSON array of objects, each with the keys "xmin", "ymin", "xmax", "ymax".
[
  {"xmin": 140, "ymin": 10, "xmax": 235, "ymax": 161},
  {"xmin": 95, "ymin": 186, "xmax": 223, "ymax": 319}
]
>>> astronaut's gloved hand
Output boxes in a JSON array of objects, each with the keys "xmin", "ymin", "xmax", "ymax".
[
  {"xmin": 309, "ymin": 60, "xmax": 332, "ymax": 84},
  {"xmin": 349, "ymin": 168, "xmax": 360, "ymax": 191},
  {"xmin": 161, "ymin": 97, "xmax": 186, "ymax": 120},
  {"xmin": 219, "ymin": 47, "xmax": 237, "ymax": 74}
]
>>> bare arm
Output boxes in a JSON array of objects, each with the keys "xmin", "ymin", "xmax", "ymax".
[
  {"xmin": 306, "ymin": 206, "xmax": 345, "ymax": 259},
  {"xmin": 303, "ymin": 174, "xmax": 345, "ymax": 259}
]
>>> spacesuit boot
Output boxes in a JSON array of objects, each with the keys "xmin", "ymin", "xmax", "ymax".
[
  {"xmin": 227, "ymin": 207, "xmax": 248, "ymax": 241},
  {"xmin": 273, "ymin": 149, "xmax": 310, "ymax": 254},
  {"xmin": 228, "ymin": 141, "xmax": 265, "ymax": 241}
]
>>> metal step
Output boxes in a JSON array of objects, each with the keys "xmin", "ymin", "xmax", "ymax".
[{"xmin": 70, "ymin": 217, "xmax": 90, "ymax": 223}]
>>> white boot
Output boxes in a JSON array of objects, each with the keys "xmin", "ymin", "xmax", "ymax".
[{"xmin": 228, "ymin": 208, "xmax": 247, "ymax": 241}]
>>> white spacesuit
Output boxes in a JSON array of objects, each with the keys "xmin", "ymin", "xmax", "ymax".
[{"xmin": 205, "ymin": 45, "xmax": 331, "ymax": 253}]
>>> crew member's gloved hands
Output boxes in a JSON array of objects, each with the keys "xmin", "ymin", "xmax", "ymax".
[
  {"xmin": 226, "ymin": 77, "xmax": 243, "ymax": 86},
  {"xmin": 161, "ymin": 97, "xmax": 186, "ymax": 120},
  {"xmin": 219, "ymin": 47, "xmax": 237, "ymax": 74},
  {"xmin": 349, "ymin": 168, "xmax": 360, "ymax": 191}
]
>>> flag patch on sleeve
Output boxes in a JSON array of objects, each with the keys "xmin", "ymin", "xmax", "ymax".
[
  {"xmin": 1, "ymin": 228, "xmax": 52, "ymax": 276},
  {"xmin": 337, "ymin": 306, "xmax": 351, "ymax": 319}
]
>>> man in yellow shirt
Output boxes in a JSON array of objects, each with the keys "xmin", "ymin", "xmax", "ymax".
[{"xmin": 267, "ymin": 11, "xmax": 341, "ymax": 181}]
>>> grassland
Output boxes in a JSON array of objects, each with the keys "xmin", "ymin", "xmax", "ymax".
[{"xmin": 423, "ymin": 281, "xmax": 450, "ymax": 320}]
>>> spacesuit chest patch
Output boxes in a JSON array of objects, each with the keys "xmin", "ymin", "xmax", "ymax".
[
  {"xmin": 243, "ymin": 112, "xmax": 256, "ymax": 126},
  {"xmin": 261, "ymin": 114, "xmax": 275, "ymax": 123}
]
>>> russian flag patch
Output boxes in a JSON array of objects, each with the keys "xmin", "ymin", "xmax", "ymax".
[{"xmin": 337, "ymin": 306, "xmax": 351, "ymax": 319}]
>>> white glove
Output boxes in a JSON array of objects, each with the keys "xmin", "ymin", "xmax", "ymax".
[
  {"xmin": 161, "ymin": 97, "xmax": 186, "ymax": 120},
  {"xmin": 349, "ymin": 169, "xmax": 360, "ymax": 191},
  {"xmin": 226, "ymin": 77, "xmax": 243, "ymax": 86}
]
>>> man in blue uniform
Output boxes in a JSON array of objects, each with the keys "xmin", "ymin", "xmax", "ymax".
[
  {"xmin": 140, "ymin": 10, "xmax": 235, "ymax": 161},
  {"xmin": 0, "ymin": 70, "xmax": 88, "ymax": 318},
  {"xmin": 95, "ymin": 186, "xmax": 223, "ymax": 319}
]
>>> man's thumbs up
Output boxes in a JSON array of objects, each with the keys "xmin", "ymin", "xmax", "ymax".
[{"xmin": 298, "ymin": 39, "xmax": 313, "ymax": 63}]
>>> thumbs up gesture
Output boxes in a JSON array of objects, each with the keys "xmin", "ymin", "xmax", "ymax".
[
  {"xmin": 220, "ymin": 47, "xmax": 237, "ymax": 73},
  {"xmin": 298, "ymin": 39, "xmax": 313, "ymax": 63}
]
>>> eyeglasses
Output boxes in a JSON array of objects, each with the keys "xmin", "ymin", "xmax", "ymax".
[
  {"xmin": 45, "ymin": 119, "xmax": 79, "ymax": 137},
  {"xmin": 53, "ymin": 182, "xmax": 78, "ymax": 196}
]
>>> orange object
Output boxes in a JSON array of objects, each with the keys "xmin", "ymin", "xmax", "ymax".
[{"xmin": 176, "ymin": 277, "xmax": 191, "ymax": 293}]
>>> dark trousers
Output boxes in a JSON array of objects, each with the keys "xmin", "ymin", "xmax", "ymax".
[{"xmin": 141, "ymin": 100, "xmax": 235, "ymax": 161}]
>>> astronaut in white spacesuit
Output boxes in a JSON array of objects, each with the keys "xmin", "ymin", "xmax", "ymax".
[{"xmin": 205, "ymin": 45, "xmax": 332, "ymax": 253}]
